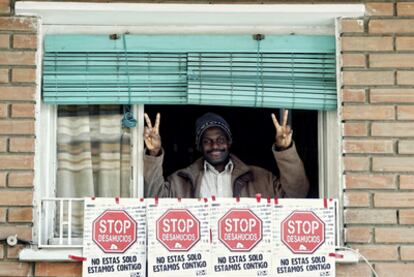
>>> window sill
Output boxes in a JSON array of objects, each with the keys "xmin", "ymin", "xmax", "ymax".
[
  {"xmin": 19, "ymin": 247, "xmax": 82, "ymax": 262},
  {"xmin": 20, "ymin": 247, "xmax": 359, "ymax": 264}
]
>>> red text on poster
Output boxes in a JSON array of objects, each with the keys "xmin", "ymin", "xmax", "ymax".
[
  {"xmin": 92, "ymin": 210, "xmax": 137, "ymax": 253},
  {"xmin": 156, "ymin": 209, "xmax": 200, "ymax": 251},
  {"xmin": 281, "ymin": 211, "xmax": 325, "ymax": 254},
  {"xmin": 218, "ymin": 209, "xmax": 262, "ymax": 252}
]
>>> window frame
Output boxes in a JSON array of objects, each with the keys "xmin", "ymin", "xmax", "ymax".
[{"xmin": 16, "ymin": 1, "xmax": 364, "ymax": 261}]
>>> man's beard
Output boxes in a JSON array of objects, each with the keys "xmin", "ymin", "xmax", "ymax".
[{"xmin": 204, "ymin": 148, "xmax": 230, "ymax": 166}]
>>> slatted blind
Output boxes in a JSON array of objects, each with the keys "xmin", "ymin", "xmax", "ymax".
[
  {"xmin": 43, "ymin": 35, "xmax": 336, "ymax": 110},
  {"xmin": 187, "ymin": 52, "xmax": 336, "ymax": 109},
  {"xmin": 43, "ymin": 36, "xmax": 188, "ymax": 104}
]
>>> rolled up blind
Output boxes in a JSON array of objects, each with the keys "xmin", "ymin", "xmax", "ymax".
[
  {"xmin": 42, "ymin": 35, "xmax": 336, "ymax": 110},
  {"xmin": 43, "ymin": 35, "xmax": 188, "ymax": 105}
]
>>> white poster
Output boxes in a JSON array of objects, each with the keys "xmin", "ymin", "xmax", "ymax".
[
  {"xmin": 147, "ymin": 198, "xmax": 210, "ymax": 277},
  {"xmin": 82, "ymin": 198, "xmax": 146, "ymax": 277},
  {"xmin": 210, "ymin": 197, "xmax": 272, "ymax": 277},
  {"xmin": 272, "ymin": 199, "xmax": 336, "ymax": 277}
]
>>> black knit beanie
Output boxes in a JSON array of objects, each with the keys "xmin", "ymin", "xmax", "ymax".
[{"xmin": 195, "ymin": 112, "xmax": 232, "ymax": 150}]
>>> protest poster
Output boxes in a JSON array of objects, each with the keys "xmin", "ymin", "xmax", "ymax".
[
  {"xmin": 147, "ymin": 198, "xmax": 210, "ymax": 277},
  {"xmin": 272, "ymin": 198, "xmax": 336, "ymax": 277},
  {"xmin": 210, "ymin": 197, "xmax": 272, "ymax": 277},
  {"xmin": 82, "ymin": 198, "xmax": 146, "ymax": 277}
]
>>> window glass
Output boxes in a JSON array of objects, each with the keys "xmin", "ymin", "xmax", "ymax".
[
  {"xmin": 56, "ymin": 105, "xmax": 132, "ymax": 198},
  {"xmin": 55, "ymin": 105, "xmax": 131, "ymax": 236}
]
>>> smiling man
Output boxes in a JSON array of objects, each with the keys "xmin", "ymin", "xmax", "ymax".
[{"xmin": 144, "ymin": 111, "xmax": 309, "ymax": 198}]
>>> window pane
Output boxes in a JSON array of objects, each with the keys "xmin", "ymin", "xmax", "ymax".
[
  {"xmin": 55, "ymin": 105, "xmax": 131, "ymax": 237},
  {"xmin": 56, "ymin": 105, "xmax": 131, "ymax": 198}
]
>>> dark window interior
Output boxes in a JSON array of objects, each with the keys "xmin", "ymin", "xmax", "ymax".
[{"xmin": 145, "ymin": 105, "xmax": 318, "ymax": 198}]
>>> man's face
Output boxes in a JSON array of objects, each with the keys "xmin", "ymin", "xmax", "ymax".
[{"xmin": 200, "ymin": 127, "xmax": 231, "ymax": 166}]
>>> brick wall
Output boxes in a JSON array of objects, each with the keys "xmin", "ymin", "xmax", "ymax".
[
  {"xmin": 341, "ymin": 1, "xmax": 414, "ymax": 276},
  {"xmin": 1, "ymin": 0, "xmax": 413, "ymax": 276},
  {"xmin": 0, "ymin": 0, "xmax": 36, "ymax": 275}
]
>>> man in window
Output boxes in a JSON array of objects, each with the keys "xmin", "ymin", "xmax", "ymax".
[{"xmin": 144, "ymin": 111, "xmax": 309, "ymax": 198}]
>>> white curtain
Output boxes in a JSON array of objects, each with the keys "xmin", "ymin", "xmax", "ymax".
[{"xmin": 55, "ymin": 105, "xmax": 131, "ymax": 237}]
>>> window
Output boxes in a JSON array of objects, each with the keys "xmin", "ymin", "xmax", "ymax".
[
  {"xmin": 38, "ymin": 33, "xmax": 336, "ymax": 247},
  {"xmin": 16, "ymin": 2, "xmax": 365, "ymax": 261}
]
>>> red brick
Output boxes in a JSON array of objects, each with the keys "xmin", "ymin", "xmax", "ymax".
[
  {"xmin": 0, "ymin": 103, "xmax": 7, "ymax": 118},
  {"xmin": 345, "ymin": 174, "xmax": 395, "ymax": 189},
  {"xmin": 343, "ymin": 156, "xmax": 370, "ymax": 171},
  {"xmin": 0, "ymin": 225, "xmax": 31, "ymax": 241},
  {"xmin": 0, "ymin": 0, "xmax": 10, "ymax": 14},
  {"xmin": 401, "ymin": 246, "xmax": 414, "ymax": 261},
  {"xmin": 0, "ymin": 136, "xmax": 6, "ymax": 152},
  {"xmin": 374, "ymin": 192, "xmax": 414, "ymax": 208},
  {"xmin": 11, "ymin": 103, "xmax": 35, "ymax": 118},
  {"xmin": 7, "ymin": 244, "xmax": 24, "ymax": 259},
  {"xmin": 8, "ymin": 207, "xmax": 32, "ymax": 222},
  {"xmin": 11, "ymin": 68, "xmax": 36, "ymax": 83},
  {"xmin": 0, "ymin": 172, "xmax": 5, "ymax": 187},
  {"xmin": 369, "ymin": 19, "xmax": 414, "ymax": 33},
  {"xmin": 8, "ymin": 171, "xmax": 33, "ymax": 187},
  {"xmin": 35, "ymin": 262, "xmax": 82, "ymax": 277},
  {"xmin": 345, "ymin": 227, "xmax": 372, "ymax": 243},
  {"xmin": 0, "ymin": 120, "xmax": 34, "ymax": 135},
  {"xmin": 342, "ymin": 37, "xmax": 392, "ymax": 51},
  {"xmin": 400, "ymin": 175, "xmax": 414, "ymax": 189},
  {"xmin": 0, "ymin": 34, "xmax": 9, "ymax": 48},
  {"xmin": 344, "ymin": 139, "xmax": 394, "ymax": 154},
  {"xmin": 343, "ymin": 122, "xmax": 368, "ymax": 137},
  {"xmin": 336, "ymin": 263, "xmax": 371, "ymax": 277},
  {"xmin": 399, "ymin": 140, "xmax": 414, "ymax": 154},
  {"xmin": 397, "ymin": 2, "xmax": 414, "ymax": 16},
  {"xmin": 351, "ymin": 245, "xmax": 397, "ymax": 261},
  {"xmin": 396, "ymin": 37, "xmax": 414, "ymax": 51},
  {"xmin": 376, "ymin": 227, "xmax": 414, "ymax": 243},
  {"xmin": 342, "ymin": 88, "xmax": 366, "ymax": 103},
  {"xmin": 0, "ymin": 86, "xmax": 35, "ymax": 101},
  {"xmin": 0, "ymin": 155, "xmax": 33, "ymax": 169},
  {"xmin": 0, "ymin": 68, "xmax": 8, "ymax": 83},
  {"xmin": 372, "ymin": 122, "xmax": 414, "ymax": 137},
  {"xmin": 397, "ymin": 106, "xmax": 414, "ymax": 120},
  {"xmin": 0, "ymin": 51, "xmax": 35, "ymax": 65},
  {"xmin": 400, "ymin": 210, "xmax": 414, "ymax": 224},
  {"xmin": 343, "ymin": 105, "xmax": 394, "ymax": 120},
  {"xmin": 344, "ymin": 209, "xmax": 396, "ymax": 224},
  {"xmin": 366, "ymin": 2, "xmax": 394, "ymax": 16},
  {"xmin": 0, "ymin": 17, "xmax": 37, "ymax": 31},
  {"xmin": 341, "ymin": 54, "xmax": 365, "ymax": 68},
  {"xmin": 0, "ymin": 191, "xmax": 32, "ymax": 205},
  {"xmin": 371, "ymin": 54, "xmax": 414, "ymax": 68},
  {"xmin": 397, "ymin": 71, "xmax": 414, "ymax": 85},
  {"xmin": 12, "ymin": 34, "xmax": 37, "ymax": 49},
  {"xmin": 340, "ymin": 19, "xmax": 364, "ymax": 33},
  {"xmin": 343, "ymin": 71, "xmax": 394, "ymax": 85},
  {"xmin": 9, "ymin": 137, "xmax": 34, "ymax": 152},
  {"xmin": 344, "ymin": 191, "xmax": 370, "ymax": 207},
  {"xmin": 0, "ymin": 207, "xmax": 5, "ymax": 222},
  {"xmin": 373, "ymin": 157, "xmax": 414, "ymax": 172},
  {"xmin": 370, "ymin": 89, "xmax": 414, "ymax": 103},
  {"xmin": 376, "ymin": 263, "xmax": 414, "ymax": 277},
  {"xmin": 0, "ymin": 262, "xmax": 31, "ymax": 276}
]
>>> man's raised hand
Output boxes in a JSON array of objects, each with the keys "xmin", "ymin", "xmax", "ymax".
[
  {"xmin": 271, "ymin": 109, "xmax": 292, "ymax": 150},
  {"xmin": 144, "ymin": 113, "xmax": 161, "ymax": 156}
]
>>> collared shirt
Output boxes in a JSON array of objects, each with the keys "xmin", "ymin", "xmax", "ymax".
[{"xmin": 199, "ymin": 159, "xmax": 234, "ymax": 198}]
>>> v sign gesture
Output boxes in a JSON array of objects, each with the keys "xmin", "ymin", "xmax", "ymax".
[
  {"xmin": 272, "ymin": 110, "xmax": 292, "ymax": 150},
  {"xmin": 144, "ymin": 113, "xmax": 162, "ymax": 156}
]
